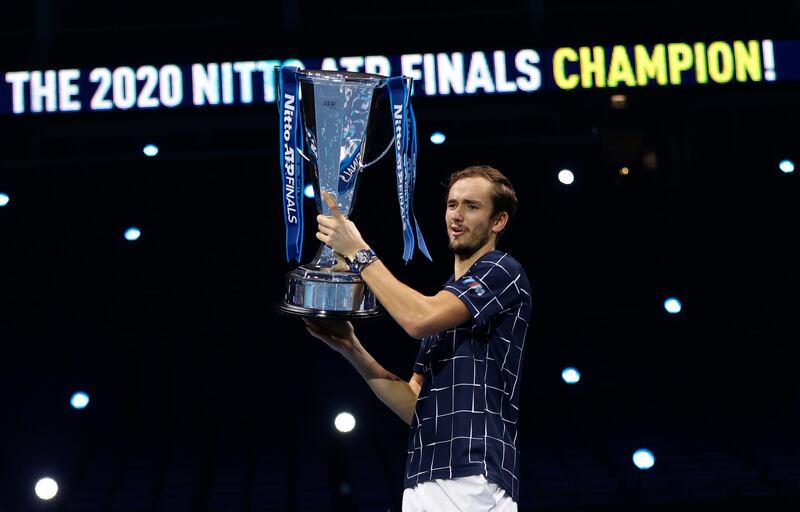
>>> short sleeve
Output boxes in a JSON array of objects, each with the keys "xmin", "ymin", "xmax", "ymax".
[{"xmin": 443, "ymin": 254, "xmax": 524, "ymax": 330}]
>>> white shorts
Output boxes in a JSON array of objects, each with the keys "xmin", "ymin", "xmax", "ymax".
[{"xmin": 402, "ymin": 474, "xmax": 518, "ymax": 512}]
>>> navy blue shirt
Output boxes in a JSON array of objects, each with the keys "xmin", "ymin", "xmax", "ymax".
[{"xmin": 404, "ymin": 250, "xmax": 532, "ymax": 501}]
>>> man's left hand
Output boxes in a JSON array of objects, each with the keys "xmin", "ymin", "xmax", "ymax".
[{"xmin": 316, "ymin": 192, "xmax": 370, "ymax": 260}]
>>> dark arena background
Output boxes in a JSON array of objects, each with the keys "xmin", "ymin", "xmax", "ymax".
[{"xmin": 1, "ymin": 1, "xmax": 799, "ymax": 511}]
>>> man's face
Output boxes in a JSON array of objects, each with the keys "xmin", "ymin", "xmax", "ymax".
[{"xmin": 445, "ymin": 177, "xmax": 497, "ymax": 257}]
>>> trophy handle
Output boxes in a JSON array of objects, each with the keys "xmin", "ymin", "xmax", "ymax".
[
  {"xmin": 296, "ymin": 148, "xmax": 313, "ymax": 163},
  {"xmin": 361, "ymin": 138, "xmax": 395, "ymax": 169}
]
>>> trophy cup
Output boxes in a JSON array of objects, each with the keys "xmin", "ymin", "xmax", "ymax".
[{"xmin": 275, "ymin": 67, "xmax": 430, "ymax": 318}]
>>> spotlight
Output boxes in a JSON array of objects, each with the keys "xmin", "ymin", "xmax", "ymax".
[
  {"xmin": 610, "ymin": 94, "xmax": 627, "ymax": 108},
  {"xmin": 143, "ymin": 144, "xmax": 159, "ymax": 157},
  {"xmin": 779, "ymin": 159, "xmax": 795, "ymax": 173},
  {"xmin": 619, "ymin": 167, "xmax": 630, "ymax": 176},
  {"xmin": 70, "ymin": 391, "xmax": 90, "ymax": 410},
  {"xmin": 35, "ymin": 478, "xmax": 58, "ymax": 500},
  {"xmin": 430, "ymin": 132, "xmax": 446, "ymax": 144},
  {"xmin": 632, "ymin": 449, "xmax": 655, "ymax": 470},
  {"xmin": 0, "ymin": 193, "xmax": 8, "ymax": 207},
  {"xmin": 664, "ymin": 297, "xmax": 682, "ymax": 314},
  {"xmin": 124, "ymin": 227, "xmax": 141, "ymax": 241},
  {"xmin": 558, "ymin": 169, "xmax": 575, "ymax": 185},
  {"xmin": 304, "ymin": 184, "xmax": 315, "ymax": 199},
  {"xmin": 334, "ymin": 412, "xmax": 356, "ymax": 433},
  {"xmin": 561, "ymin": 367, "xmax": 581, "ymax": 384}
]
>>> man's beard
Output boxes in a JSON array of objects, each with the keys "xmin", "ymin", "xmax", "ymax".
[{"xmin": 448, "ymin": 229, "xmax": 491, "ymax": 257}]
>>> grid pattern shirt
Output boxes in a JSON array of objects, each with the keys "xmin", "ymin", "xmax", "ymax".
[{"xmin": 404, "ymin": 250, "xmax": 532, "ymax": 501}]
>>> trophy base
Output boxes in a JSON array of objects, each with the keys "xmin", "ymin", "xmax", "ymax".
[
  {"xmin": 277, "ymin": 266, "xmax": 382, "ymax": 320},
  {"xmin": 275, "ymin": 302, "xmax": 383, "ymax": 319}
]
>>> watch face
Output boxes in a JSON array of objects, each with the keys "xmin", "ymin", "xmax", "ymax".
[{"xmin": 356, "ymin": 251, "xmax": 370, "ymax": 263}]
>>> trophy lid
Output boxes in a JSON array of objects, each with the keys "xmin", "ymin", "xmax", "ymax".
[{"xmin": 296, "ymin": 69, "xmax": 387, "ymax": 85}]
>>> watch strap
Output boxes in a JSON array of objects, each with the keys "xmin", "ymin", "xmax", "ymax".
[{"xmin": 346, "ymin": 248, "xmax": 377, "ymax": 273}]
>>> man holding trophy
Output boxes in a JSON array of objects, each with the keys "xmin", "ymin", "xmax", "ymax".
[{"xmin": 276, "ymin": 67, "xmax": 531, "ymax": 510}]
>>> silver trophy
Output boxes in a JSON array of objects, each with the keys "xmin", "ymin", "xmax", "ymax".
[{"xmin": 276, "ymin": 69, "xmax": 412, "ymax": 318}]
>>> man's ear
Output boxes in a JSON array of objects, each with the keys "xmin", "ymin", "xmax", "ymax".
[{"xmin": 492, "ymin": 211, "xmax": 509, "ymax": 234}]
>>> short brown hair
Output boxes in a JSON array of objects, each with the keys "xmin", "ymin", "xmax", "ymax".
[{"xmin": 446, "ymin": 165, "xmax": 518, "ymax": 220}]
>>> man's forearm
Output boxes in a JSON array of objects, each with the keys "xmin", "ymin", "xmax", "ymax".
[
  {"xmin": 360, "ymin": 260, "xmax": 431, "ymax": 338},
  {"xmin": 341, "ymin": 341, "xmax": 418, "ymax": 425},
  {"xmin": 365, "ymin": 378, "xmax": 418, "ymax": 426}
]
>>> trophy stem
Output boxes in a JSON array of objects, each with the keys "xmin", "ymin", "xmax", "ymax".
[{"xmin": 307, "ymin": 243, "xmax": 348, "ymax": 272}]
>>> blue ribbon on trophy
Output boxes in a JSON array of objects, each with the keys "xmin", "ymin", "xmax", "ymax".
[
  {"xmin": 387, "ymin": 76, "xmax": 431, "ymax": 263},
  {"xmin": 407, "ymin": 97, "xmax": 431, "ymax": 262},
  {"xmin": 277, "ymin": 66, "xmax": 305, "ymax": 263}
]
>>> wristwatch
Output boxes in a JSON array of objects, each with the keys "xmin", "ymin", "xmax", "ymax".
[{"xmin": 344, "ymin": 248, "xmax": 378, "ymax": 274}]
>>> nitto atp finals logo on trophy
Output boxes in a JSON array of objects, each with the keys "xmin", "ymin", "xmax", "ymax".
[{"xmin": 275, "ymin": 67, "xmax": 430, "ymax": 318}]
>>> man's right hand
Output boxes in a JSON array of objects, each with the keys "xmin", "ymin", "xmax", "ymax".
[{"xmin": 303, "ymin": 318, "xmax": 357, "ymax": 354}]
